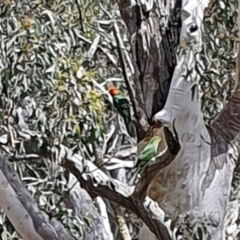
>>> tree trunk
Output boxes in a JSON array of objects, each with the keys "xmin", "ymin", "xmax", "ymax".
[
  {"xmin": 0, "ymin": 153, "xmax": 75, "ymax": 240},
  {"xmin": 1, "ymin": 0, "xmax": 239, "ymax": 239},
  {"xmin": 117, "ymin": 0, "xmax": 239, "ymax": 239}
]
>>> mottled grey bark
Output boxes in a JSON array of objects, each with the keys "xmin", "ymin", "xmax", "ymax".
[
  {"xmin": 116, "ymin": 0, "xmax": 181, "ymax": 141},
  {"xmin": 1, "ymin": 0, "xmax": 239, "ymax": 239},
  {"xmin": 64, "ymin": 174, "xmax": 113, "ymax": 240},
  {"xmin": 116, "ymin": 0, "xmax": 239, "ymax": 239},
  {"xmin": 0, "ymin": 153, "xmax": 75, "ymax": 240}
]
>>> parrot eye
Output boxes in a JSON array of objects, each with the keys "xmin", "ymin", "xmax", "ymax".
[{"xmin": 189, "ymin": 24, "xmax": 198, "ymax": 33}]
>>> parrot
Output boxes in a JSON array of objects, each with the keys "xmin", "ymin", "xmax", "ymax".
[
  {"xmin": 137, "ymin": 135, "xmax": 161, "ymax": 171},
  {"xmin": 108, "ymin": 85, "xmax": 135, "ymax": 137}
]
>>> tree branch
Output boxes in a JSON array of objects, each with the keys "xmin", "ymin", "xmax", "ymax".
[
  {"xmin": 63, "ymin": 157, "xmax": 172, "ymax": 240},
  {"xmin": 210, "ymin": 42, "xmax": 240, "ymax": 143},
  {"xmin": 0, "ymin": 153, "xmax": 75, "ymax": 240},
  {"xmin": 134, "ymin": 149, "xmax": 177, "ymax": 199},
  {"xmin": 112, "ymin": 21, "xmax": 149, "ymax": 139}
]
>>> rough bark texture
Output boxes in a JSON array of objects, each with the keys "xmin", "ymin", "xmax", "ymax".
[
  {"xmin": 116, "ymin": 0, "xmax": 181, "ymax": 140},
  {"xmin": 0, "ymin": 0, "xmax": 239, "ymax": 239},
  {"xmin": 116, "ymin": 0, "xmax": 239, "ymax": 239}
]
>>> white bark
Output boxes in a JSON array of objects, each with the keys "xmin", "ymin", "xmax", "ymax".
[
  {"xmin": 152, "ymin": 0, "xmax": 235, "ymax": 239},
  {"xmin": 0, "ymin": 168, "xmax": 44, "ymax": 240},
  {"xmin": 0, "ymin": 153, "xmax": 75, "ymax": 240},
  {"xmin": 65, "ymin": 174, "xmax": 114, "ymax": 240},
  {"xmin": 95, "ymin": 197, "xmax": 114, "ymax": 240},
  {"xmin": 180, "ymin": 0, "xmax": 209, "ymax": 48}
]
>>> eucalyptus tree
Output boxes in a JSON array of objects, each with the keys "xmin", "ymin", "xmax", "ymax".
[{"xmin": 0, "ymin": 0, "xmax": 239, "ymax": 239}]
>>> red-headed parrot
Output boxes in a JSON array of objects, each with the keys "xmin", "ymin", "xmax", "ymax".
[
  {"xmin": 137, "ymin": 135, "xmax": 161, "ymax": 171},
  {"xmin": 108, "ymin": 85, "xmax": 135, "ymax": 137}
]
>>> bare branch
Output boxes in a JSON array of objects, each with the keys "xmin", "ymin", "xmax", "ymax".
[
  {"xmin": 134, "ymin": 149, "xmax": 176, "ymax": 199},
  {"xmin": 63, "ymin": 157, "xmax": 172, "ymax": 240},
  {"xmin": 74, "ymin": 0, "xmax": 84, "ymax": 33},
  {"xmin": 112, "ymin": 21, "xmax": 149, "ymax": 138}
]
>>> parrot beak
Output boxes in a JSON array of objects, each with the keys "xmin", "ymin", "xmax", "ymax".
[{"xmin": 106, "ymin": 82, "xmax": 114, "ymax": 103}]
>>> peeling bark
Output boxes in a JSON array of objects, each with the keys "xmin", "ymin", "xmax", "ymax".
[
  {"xmin": 117, "ymin": 0, "xmax": 238, "ymax": 239},
  {"xmin": 117, "ymin": 0, "xmax": 181, "ymax": 140}
]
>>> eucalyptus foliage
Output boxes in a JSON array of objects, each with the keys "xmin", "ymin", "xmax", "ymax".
[
  {"xmin": 200, "ymin": 0, "xmax": 237, "ymax": 121},
  {"xmin": 0, "ymin": 0, "xmax": 123, "ymax": 239}
]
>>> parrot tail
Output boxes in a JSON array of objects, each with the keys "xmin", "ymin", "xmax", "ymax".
[{"xmin": 124, "ymin": 118, "xmax": 136, "ymax": 138}]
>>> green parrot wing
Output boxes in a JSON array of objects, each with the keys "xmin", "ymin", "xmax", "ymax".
[
  {"xmin": 113, "ymin": 95, "xmax": 130, "ymax": 118},
  {"xmin": 138, "ymin": 136, "xmax": 161, "ymax": 169},
  {"xmin": 113, "ymin": 94, "xmax": 129, "ymax": 109},
  {"xmin": 113, "ymin": 94, "xmax": 130, "ymax": 116},
  {"xmin": 113, "ymin": 93, "xmax": 135, "ymax": 137}
]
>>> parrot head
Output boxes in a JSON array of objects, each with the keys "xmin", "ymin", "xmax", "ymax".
[
  {"xmin": 108, "ymin": 85, "xmax": 120, "ymax": 96},
  {"xmin": 149, "ymin": 136, "xmax": 161, "ymax": 148}
]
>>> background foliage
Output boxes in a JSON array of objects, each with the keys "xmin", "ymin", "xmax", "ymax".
[
  {"xmin": 0, "ymin": 0, "xmax": 134, "ymax": 239},
  {"xmin": 0, "ymin": 0, "xmax": 239, "ymax": 239}
]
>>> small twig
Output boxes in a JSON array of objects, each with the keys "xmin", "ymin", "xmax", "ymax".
[
  {"xmin": 7, "ymin": 101, "xmax": 15, "ymax": 149},
  {"xmin": 97, "ymin": 1, "xmax": 112, "ymax": 19},
  {"xmin": 74, "ymin": 0, "xmax": 84, "ymax": 33},
  {"xmin": 76, "ymin": 35, "xmax": 118, "ymax": 67},
  {"xmin": 112, "ymin": 22, "xmax": 137, "ymax": 117},
  {"xmin": 86, "ymin": 34, "xmax": 101, "ymax": 61}
]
